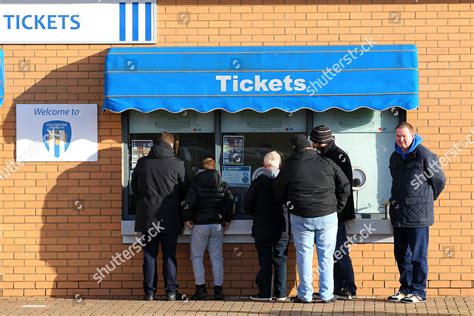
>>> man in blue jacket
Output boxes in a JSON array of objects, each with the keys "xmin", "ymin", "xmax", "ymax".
[{"xmin": 388, "ymin": 122, "xmax": 446, "ymax": 303}]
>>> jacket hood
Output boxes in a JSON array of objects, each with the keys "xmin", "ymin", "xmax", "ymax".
[
  {"xmin": 294, "ymin": 148, "xmax": 317, "ymax": 160},
  {"xmin": 196, "ymin": 169, "xmax": 222, "ymax": 189},
  {"xmin": 261, "ymin": 168, "xmax": 279, "ymax": 179},
  {"xmin": 395, "ymin": 134, "xmax": 423, "ymax": 159},
  {"xmin": 287, "ymin": 148, "xmax": 315, "ymax": 162},
  {"xmin": 149, "ymin": 141, "xmax": 174, "ymax": 158}
]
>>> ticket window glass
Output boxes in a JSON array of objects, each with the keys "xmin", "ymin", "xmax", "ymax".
[
  {"xmin": 127, "ymin": 110, "xmax": 215, "ymax": 217},
  {"xmin": 221, "ymin": 110, "xmax": 307, "ymax": 218},
  {"xmin": 314, "ymin": 109, "xmax": 399, "ymax": 219}
]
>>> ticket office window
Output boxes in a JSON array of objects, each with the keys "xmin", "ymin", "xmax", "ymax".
[
  {"xmin": 313, "ymin": 108, "xmax": 400, "ymax": 219},
  {"xmin": 123, "ymin": 108, "xmax": 401, "ymax": 242},
  {"xmin": 220, "ymin": 110, "xmax": 308, "ymax": 218},
  {"xmin": 125, "ymin": 110, "xmax": 215, "ymax": 218},
  {"xmin": 124, "ymin": 109, "xmax": 307, "ymax": 220}
]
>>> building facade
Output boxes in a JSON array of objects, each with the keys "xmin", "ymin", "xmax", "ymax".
[{"xmin": 0, "ymin": 1, "xmax": 473, "ymax": 298}]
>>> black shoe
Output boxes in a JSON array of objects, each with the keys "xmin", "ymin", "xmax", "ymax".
[
  {"xmin": 166, "ymin": 291, "xmax": 176, "ymax": 301},
  {"xmin": 176, "ymin": 290, "xmax": 187, "ymax": 301},
  {"xmin": 166, "ymin": 290, "xmax": 187, "ymax": 301},
  {"xmin": 321, "ymin": 297, "xmax": 337, "ymax": 303},
  {"xmin": 214, "ymin": 286, "xmax": 225, "ymax": 300},
  {"xmin": 291, "ymin": 296, "xmax": 312, "ymax": 303},
  {"xmin": 191, "ymin": 284, "xmax": 208, "ymax": 300},
  {"xmin": 143, "ymin": 293, "xmax": 154, "ymax": 301},
  {"xmin": 334, "ymin": 289, "xmax": 355, "ymax": 300}
]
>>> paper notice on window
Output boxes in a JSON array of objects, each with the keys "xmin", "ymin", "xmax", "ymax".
[
  {"xmin": 223, "ymin": 135, "xmax": 244, "ymax": 165},
  {"xmin": 131, "ymin": 140, "xmax": 153, "ymax": 169}
]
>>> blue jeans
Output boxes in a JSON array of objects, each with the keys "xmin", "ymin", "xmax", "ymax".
[
  {"xmin": 291, "ymin": 212, "xmax": 338, "ymax": 302},
  {"xmin": 190, "ymin": 224, "xmax": 224, "ymax": 286},
  {"xmin": 334, "ymin": 220, "xmax": 357, "ymax": 295},
  {"xmin": 393, "ymin": 227, "xmax": 429, "ymax": 299}
]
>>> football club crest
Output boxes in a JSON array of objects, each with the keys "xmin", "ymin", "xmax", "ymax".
[{"xmin": 42, "ymin": 120, "xmax": 72, "ymax": 158}]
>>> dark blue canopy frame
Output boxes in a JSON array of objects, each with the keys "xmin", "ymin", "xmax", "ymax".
[
  {"xmin": 0, "ymin": 50, "xmax": 4, "ymax": 107},
  {"xmin": 102, "ymin": 45, "xmax": 418, "ymax": 113}
]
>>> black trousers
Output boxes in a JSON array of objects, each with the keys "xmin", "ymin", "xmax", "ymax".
[
  {"xmin": 255, "ymin": 239, "xmax": 289, "ymax": 298},
  {"xmin": 142, "ymin": 233, "xmax": 178, "ymax": 295},
  {"xmin": 333, "ymin": 220, "xmax": 357, "ymax": 295}
]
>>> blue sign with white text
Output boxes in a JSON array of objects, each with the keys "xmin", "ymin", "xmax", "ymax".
[
  {"xmin": 103, "ymin": 45, "xmax": 419, "ymax": 113},
  {"xmin": 222, "ymin": 166, "xmax": 251, "ymax": 188}
]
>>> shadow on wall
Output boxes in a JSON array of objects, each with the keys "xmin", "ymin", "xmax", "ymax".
[
  {"xmin": 5, "ymin": 52, "xmax": 299, "ymax": 298},
  {"xmin": 5, "ymin": 52, "xmax": 132, "ymax": 297}
]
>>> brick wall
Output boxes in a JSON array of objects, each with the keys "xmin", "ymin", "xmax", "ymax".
[{"xmin": 0, "ymin": 1, "xmax": 473, "ymax": 297}]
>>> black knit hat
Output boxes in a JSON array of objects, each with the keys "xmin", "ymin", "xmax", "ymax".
[
  {"xmin": 310, "ymin": 125, "xmax": 334, "ymax": 144},
  {"xmin": 290, "ymin": 134, "xmax": 312, "ymax": 152}
]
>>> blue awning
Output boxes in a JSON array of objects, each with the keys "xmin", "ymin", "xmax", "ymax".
[
  {"xmin": 0, "ymin": 50, "xmax": 4, "ymax": 107},
  {"xmin": 102, "ymin": 45, "xmax": 418, "ymax": 113}
]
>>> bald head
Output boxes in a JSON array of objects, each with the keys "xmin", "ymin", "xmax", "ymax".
[{"xmin": 263, "ymin": 151, "xmax": 281, "ymax": 170}]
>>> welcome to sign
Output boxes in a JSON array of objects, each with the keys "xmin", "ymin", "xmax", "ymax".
[
  {"xmin": 0, "ymin": 0, "xmax": 156, "ymax": 44},
  {"xmin": 16, "ymin": 104, "xmax": 98, "ymax": 162}
]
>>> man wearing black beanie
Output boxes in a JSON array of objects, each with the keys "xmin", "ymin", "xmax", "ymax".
[{"xmin": 311, "ymin": 125, "xmax": 357, "ymax": 300}]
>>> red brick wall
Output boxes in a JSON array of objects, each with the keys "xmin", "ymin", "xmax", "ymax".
[{"xmin": 0, "ymin": 1, "xmax": 473, "ymax": 297}]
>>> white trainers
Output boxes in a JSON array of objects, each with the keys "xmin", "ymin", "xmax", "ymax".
[
  {"xmin": 401, "ymin": 294, "xmax": 426, "ymax": 304},
  {"xmin": 250, "ymin": 295, "xmax": 272, "ymax": 301},
  {"xmin": 388, "ymin": 291, "xmax": 407, "ymax": 302},
  {"xmin": 273, "ymin": 296, "xmax": 287, "ymax": 302}
]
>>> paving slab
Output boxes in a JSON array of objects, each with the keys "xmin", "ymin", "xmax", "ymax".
[{"xmin": 0, "ymin": 296, "xmax": 472, "ymax": 315}]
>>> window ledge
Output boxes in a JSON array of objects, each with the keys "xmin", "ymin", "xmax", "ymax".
[{"xmin": 122, "ymin": 219, "xmax": 393, "ymax": 244}]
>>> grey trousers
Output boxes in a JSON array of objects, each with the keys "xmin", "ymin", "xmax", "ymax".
[{"xmin": 190, "ymin": 223, "xmax": 224, "ymax": 286}]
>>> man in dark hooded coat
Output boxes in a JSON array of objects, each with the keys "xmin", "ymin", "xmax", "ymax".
[{"xmin": 132, "ymin": 133, "xmax": 187, "ymax": 301}]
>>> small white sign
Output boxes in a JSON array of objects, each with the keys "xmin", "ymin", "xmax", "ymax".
[
  {"xmin": 0, "ymin": 1, "xmax": 156, "ymax": 44},
  {"xmin": 222, "ymin": 166, "xmax": 251, "ymax": 188},
  {"xmin": 16, "ymin": 104, "xmax": 98, "ymax": 162}
]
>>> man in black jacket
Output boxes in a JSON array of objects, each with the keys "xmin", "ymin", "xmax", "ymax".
[
  {"xmin": 387, "ymin": 122, "xmax": 445, "ymax": 303},
  {"xmin": 274, "ymin": 134, "xmax": 350, "ymax": 303},
  {"xmin": 244, "ymin": 151, "xmax": 289, "ymax": 302},
  {"xmin": 311, "ymin": 125, "xmax": 357, "ymax": 300},
  {"xmin": 132, "ymin": 133, "xmax": 187, "ymax": 301},
  {"xmin": 182, "ymin": 158, "xmax": 235, "ymax": 301}
]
